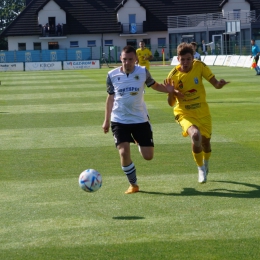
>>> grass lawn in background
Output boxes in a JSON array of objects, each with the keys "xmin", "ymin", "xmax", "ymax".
[{"xmin": 0, "ymin": 66, "xmax": 260, "ymax": 260}]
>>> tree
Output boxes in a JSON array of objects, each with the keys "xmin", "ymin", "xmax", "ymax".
[
  {"xmin": 0, "ymin": 0, "xmax": 25, "ymax": 30},
  {"xmin": 0, "ymin": 0, "xmax": 25, "ymax": 49},
  {"xmin": 153, "ymin": 49, "xmax": 159, "ymax": 60}
]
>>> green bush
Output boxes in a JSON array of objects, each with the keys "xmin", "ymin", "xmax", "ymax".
[{"xmin": 154, "ymin": 49, "xmax": 159, "ymax": 60}]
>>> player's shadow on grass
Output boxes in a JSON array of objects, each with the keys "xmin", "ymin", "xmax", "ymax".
[
  {"xmin": 139, "ymin": 181, "xmax": 260, "ymax": 199},
  {"xmin": 209, "ymin": 101, "xmax": 260, "ymax": 104},
  {"xmin": 112, "ymin": 216, "xmax": 145, "ymax": 220}
]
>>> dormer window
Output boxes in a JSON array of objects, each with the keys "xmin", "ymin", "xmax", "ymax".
[{"xmin": 233, "ymin": 9, "xmax": 241, "ymax": 19}]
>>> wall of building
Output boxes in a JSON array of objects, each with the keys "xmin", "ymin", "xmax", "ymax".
[
  {"xmin": 117, "ymin": 0, "xmax": 146, "ymax": 23},
  {"xmin": 222, "ymin": 0, "xmax": 250, "ymax": 14},
  {"xmin": 7, "ymin": 31, "xmax": 169, "ymax": 51},
  {"xmin": 38, "ymin": 0, "xmax": 66, "ymax": 26}
]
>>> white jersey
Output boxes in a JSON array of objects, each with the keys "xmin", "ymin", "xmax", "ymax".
[
  {"xmin": 194, "ymin": 52, "xmax": 201, "ymax": 60},
  {"xmin": 106, "ymin": 65, "xmax": 155, "ymax": 124}
]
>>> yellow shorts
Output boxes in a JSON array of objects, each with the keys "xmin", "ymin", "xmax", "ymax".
[
  {"xmin": 139, "ymin": 63, "xmax": 150, "ymax": 71},
  {"xmin": 175, "ymin": 114, "xmax": 212, "ymax": 138}
]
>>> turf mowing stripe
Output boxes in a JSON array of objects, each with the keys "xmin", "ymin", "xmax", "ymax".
[
  {"xmin": 0, "ymin": 91, "xmax": 107, "ymax": 100},
  {"xmin": 0, "ymin": 102, "xmax": 173, "ymax": 114},
  {"xmin": 0, "ymin": 81, "xmax": 103, "ymax": 91},
  {"xmin": 0, "ymin": 122, "xmax": 237, "ymax": 150},
  {"xmin": 0, "ymin": 102, "xmax": 106, "ymax": 113}
]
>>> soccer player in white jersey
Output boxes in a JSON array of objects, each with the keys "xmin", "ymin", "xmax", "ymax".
[
  {"xmin": 191, "ymin": 42, "xmax": 201, "ymax": 60},
  {"xmin": 102, "ymin": 45, "xmax": 177, "ymax": 194}
]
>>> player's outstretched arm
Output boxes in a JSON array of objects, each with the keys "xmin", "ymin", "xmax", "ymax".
[
  {"xmin": 168, "ymin": 93, "xmax": 176, "ymax": 107},
  {"xmin": 151, "ymin": 78, "xmax": 179, "ymax": 94},
  {"xmin": 209, "ymin": 77, "xmax": 230, "ymax": 89},
  {"xmin": 102, "ymin": 94, "xmax": 114, "ymax": 134},
  {"xmin": 163, "ymin": 79, "xmax": 184, "ymax": 99},
  {"xmin": 151, "ymin": 81, "xmax": 175, "ymax": 93}
]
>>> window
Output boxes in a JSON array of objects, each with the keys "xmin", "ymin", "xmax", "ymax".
[
  {"xmin": 158, "ymin": 38, "xmax": 166, "ymax": 48},
  {"xmin": 126, "ymin": 39, "xmax": 137, "ymax": 48},
  {"xmin": 233, "ymin": 9, "xmax": 241, "ymax": 19},
  {"xmin": 34, "ymin": 42, "xmax": 41, "ymax": 50},
  {"xmin": 18, "ymin": 43, "xmax": 26, "ymax": 51},
  {"xmin": 70, "ymin": 41, "xmax": 79, "ymax": 48},
  {"xmin": 226, "ymin": 21, "xmax": 240, "ymax": 33},
  {"xmin": 104, "ymin": 40, "xmax": 113, "ymax": 46},
  {"xmin": 48, "ymin": 42, "xmax": 59, "ymax": 50},
  {"xmin": 143, "ymin": 39, "xmax": 151, "ymax": 49},
  {"xmin": 88, "ymin": 40, "xmax": 96, "ymax": 47}
]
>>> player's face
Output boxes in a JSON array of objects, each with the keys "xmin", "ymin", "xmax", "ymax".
[
  {"xmin": 120, "ymin": 51, "xmax": 137, "ymax": 73},
  {"xmin": 178, "ymin": 53, "xmax": 194, "ymax": 73},
  {"xmin": 139, "ymin": 42, "xmax": 145, "ymax": 49}
]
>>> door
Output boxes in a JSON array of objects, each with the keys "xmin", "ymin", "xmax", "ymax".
[
  {"xmin": 48, "ymin": 17, "xmax": 56, "ymax": 35},
  {"xmin": 129, "ymin": 14, "xmax": 136, "ymax": 33},
  {"xmin": 212, "ymin": 35, "xmax": 223, "ymax": 55},
  {"xmin": 129, "ymin": 14, "xmax": 136, "ymax": 24}
]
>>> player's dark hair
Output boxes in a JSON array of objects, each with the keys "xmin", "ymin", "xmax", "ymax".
[
  {"xmin": 122, "ymin": 45, "xmax": 136, "ymax": 55},
  {"xmin": 177, "ymin": 42, "xmax": 194, "ymax": 56},
  {"xmin": 190, "ymin": 42, "xmax": 197, "ymax": 47}
]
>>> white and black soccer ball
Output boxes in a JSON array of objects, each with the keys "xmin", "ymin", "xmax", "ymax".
[{"xmin": 79, "ymin": 169, "xmax": 102, "ymax": 192}]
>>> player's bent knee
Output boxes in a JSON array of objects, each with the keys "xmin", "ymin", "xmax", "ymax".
[
  {"xmin": 191, "ymin": 131, "xmax": 200, "ymax": 141},
  {"xmin": 190, "ymin": 130, "xmax": 202, "ymax": 147},
  {"xmin": 143, "ymin": 153, "xmax": 153, "ymax": 160},
  {"xmin": 139, "ymin": 147, "xmax": 154, "ymax": 160}
]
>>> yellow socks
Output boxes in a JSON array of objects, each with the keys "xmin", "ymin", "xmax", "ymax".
[
  {"xmin": 192, "ymin": 151, "xmax": 203, "ymax": 167},
  {"xmin": 203, "ymin": 151, "xmax": 211, "ymax": 161}
]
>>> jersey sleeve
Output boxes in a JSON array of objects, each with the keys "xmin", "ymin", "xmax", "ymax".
[
  {"xmin": 145, "ymin": 68, "xmax": 156, "ymax": 87},
  {"xmin": 167, "ymin": 67, "xmax": 177, "ymax": 79},
  {"xmin": 106, "ymin": 74, "xmax": 114, "ymax": 95},
  {"xmin": 201, "ymin": 62, "xmax": 215, "ymax": 81}
]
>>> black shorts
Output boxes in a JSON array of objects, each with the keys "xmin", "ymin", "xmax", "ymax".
[{"xmin": 111, "ymin": 121, "xmax": 154, "ymax": 147}]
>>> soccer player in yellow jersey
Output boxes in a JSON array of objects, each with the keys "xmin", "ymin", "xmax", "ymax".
[
  {"xmin": 136, "ymin": 41, "xmax": 153, "ymax": 71},
  {"xmin": 166, "ymin": 42, "xmax": 229, "ymax": 183}
]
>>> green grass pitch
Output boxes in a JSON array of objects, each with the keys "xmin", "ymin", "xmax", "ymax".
[{"xmin": 0, "ymin": 65, "xmax": 260, "ymax": 260}]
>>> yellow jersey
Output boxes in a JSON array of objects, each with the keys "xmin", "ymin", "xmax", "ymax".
[
  {"xmin": 167, "ymin": 60, "xmax": 215, "ymax": 118},
  {"xmin": 136, "ymin": 47, "xmax": 152, "ymax": 70}
]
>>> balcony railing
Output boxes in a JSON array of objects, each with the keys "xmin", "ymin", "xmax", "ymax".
[
  {"xmin": 167, "ymin": 10, "xmax": 256, "ymax": 29},
  {"xmin": 121, "ymin": 23, "xmax": 144, "ymax": 34},
  {"xmin": 39, "ymin": 24, "xmax": 67, "ymax": 37}
]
